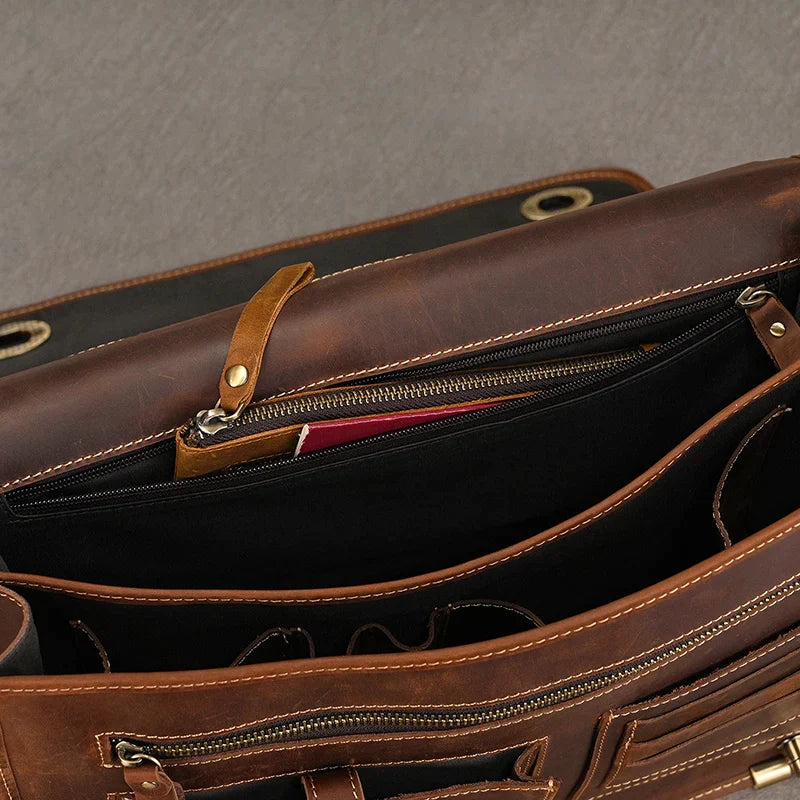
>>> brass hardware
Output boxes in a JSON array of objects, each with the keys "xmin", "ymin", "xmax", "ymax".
[
  {"xmin": 735, "ymin": 285, "xmax": 777, "ymax": 310},
  {"xmin": 142, "ymin": 781, "xmax": 159, "ymax": 789},
  {"xmin": 115, "ymin": 741, "xmax": 164, "ymax": 770},
  {"xmin": 189, "ymin": 348, "xmax": 642, "ymax": 441},
  {"xmin": 0, "ymin": 319, "xmax": 51, "ymax": 360},
  {"xmin": 520, "ymin": 186, "xmax": 593, "ymax": 221},
  {"xmin": 751, "ymin": 757, "xmax": 794, "ymax": 788},
  {"xmin": 225, "ymin": 364, "xmax": 249, "ymax": 388},
  {"xmin": 770, "ymin": 321, "xmax": 787, "ymax": 338},
  {"xmin": 750, "ymin": 735, "xmax": 800, "ymax": 789}
]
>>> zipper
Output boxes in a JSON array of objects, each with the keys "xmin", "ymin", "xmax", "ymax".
[
  {"xmin": 112, "ymin": 574, "xmax": 800, "ymax": 763},
  {"xmin": 188, "ymin": 283, "xmax": 756, "ymax": 441},
  {"xmin": 7, "ymin": 286, "xmax": 756, "ymax": 507},
  {"xmin": 188, "ymin": 349, "xmax": 644, "ymax": 444}
]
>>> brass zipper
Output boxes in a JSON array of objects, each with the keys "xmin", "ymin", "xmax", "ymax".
[
  {"xmin": 114, "ymin": 575, "xmax": 800, "ymax": 762},
  {"xmin": 190, "ymin": 349, "xmax": 644, "ymax": 440}
]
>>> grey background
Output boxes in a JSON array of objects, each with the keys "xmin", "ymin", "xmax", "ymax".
[{"xmin": 1, "ymin": 2, "xmax": 799, "ymax": 797}]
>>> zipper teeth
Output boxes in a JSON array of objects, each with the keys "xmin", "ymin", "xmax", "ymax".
[
  {"xmin": 8, "ymin": 282, "xmax": 752, "ymax": 509},
  {"xmin": 231, "ymin": 351, "xmax": 639, "ymax": 428},
  {"xmin": 11, "ymin": 305, "xmax": 741, "ymax": 509},
  {"xmin": 125, "ymin": 577, "xmax": 799, "ymax": 761}
]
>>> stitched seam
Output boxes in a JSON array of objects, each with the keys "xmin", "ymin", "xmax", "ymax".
[
  {"xmin": 712, "ymin": 406, "xmax": 791, "ymax": 548},
  {"xmin": 4, "ymin": 253, "xmax": 798, "ymax": 492},
  {"xmin": 0, "ymin": 169, "xmax": 647, "ymax": 322},
  {"xmin": 403, "ymin": 787, "xmax": 550, "ymax": 800},
  {"xmin": 571, "ymin": 714, "xmax": 612, "ymax": 800},
  {"xmin": 306, "ymin": 774, "xmax": 318, "ymax": 800},
  {"xmin": 604, "ymin": 721, "xmax": 638, "ymax": 787},
  {"xmin": 616, "ymin": 626, "xmax": 800, "ymax": 719},
  {"xmin": 121, "ymin": 738, "xmax": 551, "ymax": 791},
  {"xmin": 265, "ymin": 256, "xmax": 800, "ymax": 401},
  {"xmin": 28, "ymin": 554, "xmax": 800, "ymax": 700},
  {"xmin": 347, "ymin": 767, "xmax": 360, "ymax": 800},
  {"xmin": 683, "ymin": 777, "xmax": 750, "ymax": 800},
  {"xmin": 593, "ymin": 717, "xmax": 800, "ymax": 796},
  {"xmin": 11, "ymin": 357, "xmax": 800, "ymax": 604},
  {"xmin": 95, "ymin": 578, "xmax": 799, "ymax": 769},
  {"xmin": 0, "ymin": 765, "xmax": 13, "ymax": 800}
]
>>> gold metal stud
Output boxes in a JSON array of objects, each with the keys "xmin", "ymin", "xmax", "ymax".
[
  {"xmin": 770, "ymin": 322, "xmax": 787, "ymax": 338},
  {"xmin": 225, "ymin": 364, "xmax": 249, "ymax": 388},
  {"xmin": 142, "ymin": 781, "xmax": 160, "ymax": 789}
]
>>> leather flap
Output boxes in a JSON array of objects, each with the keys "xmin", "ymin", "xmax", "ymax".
[{"xmin": 1, "ymin": 158, "xmax": 800, "ymax": 491}]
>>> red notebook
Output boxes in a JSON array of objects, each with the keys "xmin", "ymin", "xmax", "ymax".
[{"xmin": 294, "ymin": 402, "xmax": 502, "ymax": 456}]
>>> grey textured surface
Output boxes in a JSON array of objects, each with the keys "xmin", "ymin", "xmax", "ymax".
[{"xmin": 1, "ymin": 2, "xmax": 799, "ymax": 798}]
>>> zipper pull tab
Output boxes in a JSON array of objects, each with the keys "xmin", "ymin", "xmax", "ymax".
[
  {"xmin": 736, "ymin": 285, "xmax": 800, "ymax": 370},
  {"xmin": 116, "ymin": 741, "xmax": 185, "ymax": 800},
  {"xmin": 191, "ymin": 261, "xmax": 315, "ymax": 439}
]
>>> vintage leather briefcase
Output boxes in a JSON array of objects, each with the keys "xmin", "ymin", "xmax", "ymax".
[
  {"xmin": 0, "ymin": 167, "xmax": 649, "ymax": 378},
  {"xmin": 0, "ymin": 158, "xmax": 799, "ymax": 800}
]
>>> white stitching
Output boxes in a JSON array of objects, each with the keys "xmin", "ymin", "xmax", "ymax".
[
  {"xmin": 0, "ymin": 169, "xmax": 647, "ymax": 323},
  {"xmin": 10, "ymin": 356, "xmax": 800, "ymax": 607},
  {"xmin": 683, "ymin": 777, "xmax": 750, "ymax": 800},
  {"xmin": 616, "ymin": 626, "xmax": 800, "ymax": 719},
  {"xmin": 592, "ymin": 711, "xmax": 800, "ymax": 796},
  {"xmin": 712, "ymin": 406, "xmax": 791, "ymax": 548},
  {"xmin": 4, "ymin": 254, "xmax": 798, "ymax": 491},
  {"xmin": 265, "ymin": 257, "xmax": 800, "ymax": 401},
  {"xmin": 91, "ymin": 572, "xmax": 800, "ymax": 772},
  {"xmin": 15, "ymin": 540, "xmax": 800, "ymax": 697}
]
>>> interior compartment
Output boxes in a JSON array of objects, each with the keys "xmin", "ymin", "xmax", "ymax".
[
  {"xmin": 0, "ymin": 297, "xmax": 784, "ymax": 590},
  {"xmin": 9, "ymin": 366, "xmax": 800, "ymax": 675}
]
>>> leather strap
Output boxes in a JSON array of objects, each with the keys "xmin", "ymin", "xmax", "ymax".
[
  {"xmin": 123, "ymin": 761, "xmax": 184, "ymax": 800},
  {"xmin": 303, "ymin": 767, "xmax": 366, "ymax": 800},
  {"xmin": 218, "ymin": 262, "xmax": 314, "ymax": 415},
  {"xmin": 744, "ymin": 294, "xmax": 800, "ymax": 370}
]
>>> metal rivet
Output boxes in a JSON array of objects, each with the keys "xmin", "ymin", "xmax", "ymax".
[
  {"xmin": 770, "ymin": 322, "xmax": 787, "ymax": 338},
  {"xmin": 225, "ymin": 364, "xmax": 249, "ymax": 387},
  {"xmin": 142, "ymin": 781, "xmax": 160, "ymax": 789}
]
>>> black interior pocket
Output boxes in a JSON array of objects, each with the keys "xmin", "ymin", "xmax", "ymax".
[
  {"xmin": 10, "ymin": 362, "xmax": 800, "ymax": 675},
  {"xmin": 0, "ymin": 309, "xmax": 778, "ymax": 590}
]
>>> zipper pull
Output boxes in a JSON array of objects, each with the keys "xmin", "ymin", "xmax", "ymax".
[
  {"xmin": 193, "ymin": 261, "xmax": 316, "ymax": 437},
  {"xmin": 116, "ymin": 741, "xmax": 185, "ymax": 800},
  {"xmin": 736, "ymin": 285, "xmax": 800, "ymax": 370}
]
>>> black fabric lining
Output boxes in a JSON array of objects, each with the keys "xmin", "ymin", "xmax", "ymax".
[{"xmin": 13, "ymin": 369, "xmax": 800, "ymax": 675}]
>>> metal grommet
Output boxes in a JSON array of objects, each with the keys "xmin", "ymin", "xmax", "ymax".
[
  {"xmin": 520, "ymin": 186, "xmax": 594, "ymax": 221},
  {"xmin": 0, "ymin": 320, "xmax": 51, "ymax": 360}
]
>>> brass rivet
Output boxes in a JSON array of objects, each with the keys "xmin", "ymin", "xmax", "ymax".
[
  {"xmin": 225, "ymin": 364, "xmax": 249, "ymax": 387},
  {"xmin": 142, "ymin": 781, "xmax": 160, "ymax": 789},
  {"xmin": 770, "ymin": 322, "xmax": 787, "ymax": 338}
]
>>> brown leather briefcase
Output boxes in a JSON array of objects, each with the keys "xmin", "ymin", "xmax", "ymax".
[{"xmin": 0, "ymin": 158, "xmax": 800, "ymax": 800}]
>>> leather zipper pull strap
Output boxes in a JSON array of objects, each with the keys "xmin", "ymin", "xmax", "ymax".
[
  {"xmin": 737, "ymin": 286, "xmax": 800, "ymax": 370},
  {"xmin": 123, "ymin": 760, "xmax": 184, "ymax": 800},
  {"xmin": 302, "ymin": 768, "xmax": 366, "ymax": 800},
  {"xmin": 218, "ymin": 262, "xmax": 315, "ymax": 417}
]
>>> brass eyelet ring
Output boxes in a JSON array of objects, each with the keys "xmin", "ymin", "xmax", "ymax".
[
  {"xmin": 520, "ymin": 186, "xmax": 594, "ymax": 221},
  {"xmin": 0, "ymin": 319, "xmax": 51, "ymax": 360}
]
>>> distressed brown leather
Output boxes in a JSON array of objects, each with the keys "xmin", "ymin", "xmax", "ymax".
[
  {"xmin": 217, "ymin": 262, "xmax": 314, "ymax": 414},
  {"xmin": 3, "ymin": 361, "xmax": 800, "ymax": 799},
  {"xmin": 1, "ymin": 159, "xmax": 799, "ymax": 492}
]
